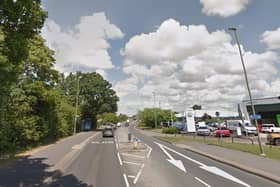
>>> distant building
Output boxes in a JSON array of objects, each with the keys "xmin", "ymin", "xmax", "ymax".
[{"xmin": 241, "ymin": 96, "xmax": 280, "ymax": 126}]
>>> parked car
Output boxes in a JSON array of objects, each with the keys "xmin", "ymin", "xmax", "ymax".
[
  {"xmin": 207, "ymin": 122, "xmax": 218, "ymax": 132},
  {"xmin": 196, "ymin": 126, "xmax": 210, "ymax": 136},
  {"xmin": 173, "ymin": 122, "xmax": 186, "ymax": 131},
  {"xmin": 226, "ymin": 120, "xmax": 257, "ymax": 136},
  {"xmin": 261, "ymin": 124, "xmax": 275, "ymax": 133},
  {"xmin": 102, "ymin": 127, "xmax": 114, "ymax": 137},
  {"xmin": 268, "ymin": 126, "xmax": 280, "ymax": 133},
  {"xmin": 215, "ymin": 127, "xmax": 230, "ymax": 137},
  {"xmin": 267, "ymin": 133, "xmax": 280, "ymax": 145}
]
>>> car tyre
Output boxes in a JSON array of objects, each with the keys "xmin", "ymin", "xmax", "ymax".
[{"xmin": 274, "ymin": 139, "xmax": 280, "ymax": 146}]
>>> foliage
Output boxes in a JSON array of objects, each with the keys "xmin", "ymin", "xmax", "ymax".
[
  {"xmin": 98, "ymin": 113, "xmax": 119, "ymax": 124},
  {"xmin": 138, "ymin": 108, "xmax": 176, "ymax": 128},
  {"xmin": 192, "ymin": 104, "xmax": 202, "ymax": 110},
  {"xmin": 118, "ymin": 113, "xmax": 128, "ymax": 122},
  {"xmin": 162, "ymin": 127, "xmax": 178, "ymax": 134}
]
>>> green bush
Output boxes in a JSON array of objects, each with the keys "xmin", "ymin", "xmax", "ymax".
[{"xmin": 162, "ymin": 127, "xmax": 178, "ymax": 134}]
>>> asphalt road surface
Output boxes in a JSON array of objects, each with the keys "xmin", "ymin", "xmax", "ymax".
[{"xmin": 0, "ymin": 122, "xmax": 279, "ymax": 187}]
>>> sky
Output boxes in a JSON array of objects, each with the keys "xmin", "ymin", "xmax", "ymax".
[{"xmin": 41, "ymin": 0, "xmax": 280, "ymax": 116}]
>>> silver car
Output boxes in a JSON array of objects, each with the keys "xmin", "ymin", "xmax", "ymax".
[
  {"xmin": 102, "ymin": 127, "xmax": 114, "ymax": 137},
  {"xmin": 196, "ymin": 126, "xmax": 211, "ymax": 136}
]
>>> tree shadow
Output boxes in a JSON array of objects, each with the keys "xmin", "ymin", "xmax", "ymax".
[{"xmin": 0, "ymin": 156, "xmax": 92, "ymax": 187}]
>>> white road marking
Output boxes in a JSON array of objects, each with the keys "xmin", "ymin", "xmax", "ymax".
[
  {"xmin": 145, "ymin": 144, "xmax": 153, "ymax": 158},
  {"xmin": 195, "ymin": 177, "xmax": 211, "ymax": 187},
  {"xmin": 123, "ymin": 173, "xmax": 130, "ymax": 187},
  {"xmin": 123, "ymin": 161, "xmax": 142, "ymax": 166},
  {"xmin": 91, "ymin": 141, "xmax": 100, "ymax": 144},
  {"xmin": 133, "ymin": 163, "xmax": 144, "ymax": 184},
  {"xmin": 157, "ymin": 143, "xmax": 186, "ymax": 173},
  {"xmin": 117, "ymin": 152, "xmax": 123, "ymax": 166},
  {"xmin": 127, "ymin": 175, "xmax": 135, "ymax": 178},
  {"xmin": 121, "ymin": 153, "xmax": 145, "ymax": 159},
  {"xmin": 200, "ymin": 165, "xmax": 251, "ymax": 187},
  {"xmin": 91, "ymin": 141, "xmax": 113, "ymax": 144},
  {"xmin": 154, "ymin": 142, "xmax": 251, "ymax": 187}
]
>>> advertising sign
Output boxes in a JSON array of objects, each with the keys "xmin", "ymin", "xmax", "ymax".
[
  {"xmin": 186, "ymin": 110, "xmax": 196, "ymax": 132},
  {"xmin": 277, "ymin": 114, "xmax": 280, "ymax": 126}
]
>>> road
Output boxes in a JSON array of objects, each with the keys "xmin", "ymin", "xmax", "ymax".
[{"xmin": 0, "ymin": 122, "xmax": 279, "ymax": 187}]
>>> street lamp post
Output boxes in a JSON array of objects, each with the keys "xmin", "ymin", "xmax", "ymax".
[
  {"xmin": 153, "ymin": 92, "xmax": 157, "ymax": 128},
  {"xmin": 228, "ymin": 27, "xmax": 265, "ymax": 156},
  {"xmin": 74, "ymin": 74, "xmax": 81, "ymax": 135}
]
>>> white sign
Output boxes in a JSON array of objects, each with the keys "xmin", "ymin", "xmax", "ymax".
[
  {"xmin": 237, "ymin": 127, "xmax": 242, "ymax": 136},
  {"xmin": 186, "ymin": 110, "xmax": 196, "ymax": 132}
]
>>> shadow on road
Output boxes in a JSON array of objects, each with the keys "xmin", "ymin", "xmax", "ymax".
[{"xmin": 0, "ymin": 156, "xmax": 91, "ymax": 187}]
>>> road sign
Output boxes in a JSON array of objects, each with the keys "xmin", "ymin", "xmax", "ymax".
[{"xmin": 250, "ymin": 114, "xmax": 261, "ymax": 120}]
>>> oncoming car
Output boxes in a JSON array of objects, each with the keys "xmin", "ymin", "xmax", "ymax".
[{"xmin": 102, "ymin": 126, "xmax": 114, "ymax": 137}]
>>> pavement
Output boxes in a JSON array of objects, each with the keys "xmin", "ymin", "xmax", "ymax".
[{"xmin": 0, "ymin": 122, "xmax": 279, "ymax": 187}]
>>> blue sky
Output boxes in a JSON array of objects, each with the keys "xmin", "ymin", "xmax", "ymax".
[{"xmin": 42, "ymin": 0, "xmax": 280, "ymax": 115}]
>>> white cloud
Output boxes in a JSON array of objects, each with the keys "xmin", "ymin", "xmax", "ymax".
[
  {"xmin": 42, "ymin": 12, "xmax": 124, "ymax": 73},
  {"xmin": 261, "ymin": 27, "xmax": 280, "ymax": 49},
  {"xmin": 117, "ymin": 19, "xmax": 279, "ymax": 116},
  {"xmin": 200, "ymin": 0, "xmax": 252, "ymax": 17}
]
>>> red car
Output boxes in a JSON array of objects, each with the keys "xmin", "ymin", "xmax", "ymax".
[{"xmin": 215, "ymin": 127, "xmax": 230, "ymax": 137}]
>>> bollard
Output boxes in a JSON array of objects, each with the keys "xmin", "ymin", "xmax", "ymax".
[
  {"xmin": 128, "ymin": 133, "xmax": 131, "ymax": 142},
  {"xmin": 133, "ymin": 138, "xmax": 138, "ymax": 149}
]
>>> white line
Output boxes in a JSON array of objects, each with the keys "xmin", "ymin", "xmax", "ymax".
[
  {"xmin": 195, "ymin": 177, "xmax": 211, "ymax": 187},
  {"xmin": 154, "ymin": 142, "xmax": 205, "ymax": 166},
  {"xmin": 117, "ymin": 152, "xmax": 123, "ymax": 166},
  {"xmin": 121, "ymin": 153, "xmax": 145, "ymax": 159},
  {"xmin": 133, "ymin": 163, "xmax": 144, "ymax": 184},
  {"xmin": 147, "ymin": 147, "xmax": 152, "ymax": 158},
  {"xmin": 123, "ymin": 173, "xmax": 130, "ymax": 187},
  {"xmin": 127, "ymin": 175, "xmax": 135, "ymax": 178},
  {"xmin": 123, "ymin": 161, "xmax": 142, "ymax": 166},
  {"xmin": 115, "ymin": 142, "xmax": 119, "ymax": 149}
]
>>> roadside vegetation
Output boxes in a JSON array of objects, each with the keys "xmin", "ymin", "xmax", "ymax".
[
  {"xmin": 0, "ymin": 1, "xmax": 118, "ymax": 157},
  {"xmin": 159, "ymin": 136, "xmax": 280, "ymax": 161}
]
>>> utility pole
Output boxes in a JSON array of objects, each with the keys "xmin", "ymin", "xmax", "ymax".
[
  {"xmin": 153, "ymin": 92, "xmax": 157, "ymax": 128},
  {"xmin": 228, "ymin": 27, "xmax": 265, "ymax": 156},
  {"xmin": 74, "ymin": 74, "xmax": 81, "ymax": 135}
]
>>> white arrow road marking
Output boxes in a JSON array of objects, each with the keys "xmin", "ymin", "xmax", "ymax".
[
  {"xmin": 200, "ymin": 166, "xmax": 251, "ymax": 187},
  {"xmin": 157, "ymin": 143, "xmax": 186, "ymax": 173},
  {"xmin": 154, "ymin": 142, "xmax": 251, "ymax": 187}
]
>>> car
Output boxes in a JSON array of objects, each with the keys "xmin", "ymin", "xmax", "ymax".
[
  {"xmin": 261, "ymin": 124, "xmax": 275, "ymax": 133},
  {"xmin": 173, "ymin": 122, "xmax": 186, "ymax": 131},
  {"xmin": 102, "ymin": 127, "xmax": 114, "ymax": 137},
  {"xmin": 268, "ymin": 126, "xmax": 280, "ymax": 133},
  {"xmin": 207, "ymin": 122, "xmax": 218, "ymax": 132},
  {"xmin": 124, "ymin": 122, "xmax": 129, "ymax": 127},
  {"xmin": 226, "ymin": 120, "xmax": 257, "ymax": 136},
  {"xmin": 117, "ymin": 122, "xmax": 121, "ymax": 127},
  {"xmin": 215, "ymin": 127, "xmax": 230, "ymax": 137},
  {"xmin": 267, "ymin": 133, "xmax": 280, "ymax": 145},
  {"xmin": 196, "ymin": 126, "xmax": 210, "ymax": 136}
]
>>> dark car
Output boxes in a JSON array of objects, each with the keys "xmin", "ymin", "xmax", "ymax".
[
  {"xmin": 102, "ymin": 127, "xmax": 114, "ymax": 137},
  {"xmin": 173, "ymin": 122, "xmax": 186, "ymax": 131}
]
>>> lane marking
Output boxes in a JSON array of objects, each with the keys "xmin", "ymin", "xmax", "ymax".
[
  {"xmin": 123, "ymin": 161, "xmax": 142, "ymax": 166},
  {"xmin": 72, "ymin": 133, "xmax": 99, "ymax": 150},
  {"xmin": 157, "ymin": 144, "xmax": 186, "ymax": 173},
  {"xmin": 117, "ymin": 152, "xmax": 123, "ymax": 166},
  {"xmin": 121, "ymin": 153, "xmax": 145, "ymax": 159},
  {"xmin": 154, "ymin": 142, "xmax": 251, "ymax": 187},
  {"xmin": 127, "ymin": 175, "xmax": 135, "ymax": 178},
  {"xmin": 133, "ymin": 163, "xmax": 144, "ymax": 184},
  {"xmin": 195, "ymin": 177, "xmax": 211, "ymax": 187},
  {"xmin": 123, "ymin": 173, "xmax": 130, "ymax": 187},
  {"xmin": 145, "ymin": 144, "xmax": 152, "ymax": 158}
]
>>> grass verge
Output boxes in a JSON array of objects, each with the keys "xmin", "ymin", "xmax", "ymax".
[{"xmin": 158, "ymin": 136, "xmax": 280, "ymax": 161}]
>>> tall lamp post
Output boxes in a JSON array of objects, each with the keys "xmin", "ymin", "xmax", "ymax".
[
  {"xmin": 228, "ymin": 27, "xmax": 265, "ymax": 156},
  {"xmin": 74, "ymin": 74, "xmax": 82, "ymax": 135},
  {"xmin": 153, "ymin": 91, "xmax": 157, "ymax": 128}
]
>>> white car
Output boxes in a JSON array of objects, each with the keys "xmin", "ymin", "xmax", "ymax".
[
  {"xmin": 261, "ymin": 124, "xmax": 275, "ymax": 133},
  {"xmin": 196, "ymin": 126, "xmax": 211, "ymax": 136},
  {"xmin": 268, "ymin": 127, "xmax": 280, "ymax": 133}
]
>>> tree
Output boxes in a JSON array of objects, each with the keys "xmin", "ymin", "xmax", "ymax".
[
  {"xmin": 99, "ymin": 113, "xmax": 119, "ymax": 124},
  {"xmin": 62, "ymin": 72, "xmax": 119, "ymax": 129},
  {"xmin": 192, "ymin": 104, "xmax": 202, "ymax": 110},
  {"xmin": 139, "ymin": 108, "xmax": 176, "ymax": 128}
]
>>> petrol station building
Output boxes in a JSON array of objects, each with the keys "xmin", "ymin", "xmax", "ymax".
[{"xmin": 241, "ymin": 97, "xmax": 280, "ymax": 126}]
